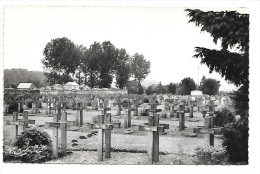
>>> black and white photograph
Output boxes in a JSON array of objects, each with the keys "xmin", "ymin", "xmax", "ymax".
[{"xmin": 1, "ymin": 1, "xmax": 259, "ymax": 174}]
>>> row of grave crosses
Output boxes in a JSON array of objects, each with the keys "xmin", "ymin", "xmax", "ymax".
[
  {"xmin": 4, "ymin": 91, "xmax": 42, "ymax": 114},
  {"xmin": 9, "ymin": 94, "xmax": 225, "ymax": 163},
  {"xmin": 91, "ymin": 99, "xmax": 162, "ymax": 163}
]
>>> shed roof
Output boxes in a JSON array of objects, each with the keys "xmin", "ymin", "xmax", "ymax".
[{"xmin": 17, "ymin": 83, "xmax": 34, "ymax": 89}]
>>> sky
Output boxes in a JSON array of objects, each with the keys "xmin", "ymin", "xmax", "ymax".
[{"xmin": 2, "ymin": 6, "xmax": 249, "ymax": 91}]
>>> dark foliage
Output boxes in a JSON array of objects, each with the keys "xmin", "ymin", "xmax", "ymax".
[
  {"xmin": 14, "ymin": 128, "xmax": 52, "ymax": 148},
  {"xmin": 177, "ymin": 77, "xmax": 197, "ymax": 95},
  {"xmin": 223, "ymin": 114, "xmax": 249, "ymax": 164},
  {"xmin": 199, "ymin": 76, "xmax": 220, "ymax": 95},
  {"xmin": 4, "ymin": 128, "xmax": 53, "ymax": 163},
  {"xmin": 186, "ymin": 9, "xmax": 249, "ymax": 163},
  {"xmin": 214, "ymin": 108, "xmax": 236, "ymax": 127},
  {"xmin": 7, "ymin": 103, "xmax": 24, "ymax": 114}
]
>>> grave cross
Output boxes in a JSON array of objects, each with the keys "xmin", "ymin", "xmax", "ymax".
[
  {"xmin": 94, "ymin": 114, "xmax": 113, "ymax": 161},
  {"xmin": 189, "ymin": 100, "xmax": 195, "ymax": 118},
  {"xmin": 133, "ymin": 99, "xmax": 139, "ymax": 116},
  {"xmin": 178, "ymin": 103, "xmax": 185, "ymax": 131},
  {"xmin": 11, "ymin": 111, "xmax": 35, "ymax": 141},
  {"xmin": 116, "ymin": 97, "xmax": 122, "ymax": 116},
  {"xmin": 145, "ymin": 114, "xmax": 160, "ymax": 164},
  {"xmin": 193, "ymin": 116, "xmax": 223, "ymax": 146},
  {"xmin": 75, "ymin": 102, "xmax": 84, "ymax": 126},
  {"xmin": 123, "ymin": 101, "xmax": 132, "ymax": 128},
  {"xmin": 45, "ymin": 113, "xmax": 67, "ymax": 158},
  {"xmin": 169, "ymin": 104, "xmax": 175, "ymax": 118}
]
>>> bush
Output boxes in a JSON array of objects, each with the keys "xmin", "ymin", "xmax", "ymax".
[
  {"xmin": 3, "ymin": 128, "xmax": 53, "ymax": 163},
  {"xmin": 194, "ymin": 146, "xmax": 227, "ymax": 165},
  {"xmin": 4, "ymin": 145, "xmax": 52, "ymax": 163},
  {"xmin": 214, "ymin": 108, "xmax": 236, "ymax": 127},
  {"xmin": 14, "ymin": 128, "xmax": 52, "ymax": 148},
  {"xmin": 222, "ymin": 115, "xmax": 248, "ymax": 164}
]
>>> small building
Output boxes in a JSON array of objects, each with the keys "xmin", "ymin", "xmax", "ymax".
[
  {"xmin": 63, "ymin": 82, "xmax": 79, "ymax": 91},
  {"xmin": 17, "ymin": 83, "xmax": 35, "ymax": 90},
  {"xmin": 191, "ymin": 90, "xmax": 203, "ymax": 96},
  {"xmin": 126, "ymin": 80, "xmax": 143, "ymax": 94}
]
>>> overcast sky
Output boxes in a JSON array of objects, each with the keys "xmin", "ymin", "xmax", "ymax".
[{"xmin": 3, "ymin": 6, "xmax": 249, "ymax": 91}]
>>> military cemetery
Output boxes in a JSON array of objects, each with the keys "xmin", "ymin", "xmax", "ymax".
[{"xmin": 2, "ymin": 5, "xmax": 253, "ymax": 169}]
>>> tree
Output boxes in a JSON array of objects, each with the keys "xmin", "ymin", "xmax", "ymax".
[
  {"xmin": 115, "ymin": 48, "xmax": 131, "ymax": 89},
  {"xmin": 130, "ymin": 53, "xmax": 151, "ymax": 82},
  {"xmin": 75, "ymin": 45, "xmax": 87, "ymax": 85},
  {"xmin": 199, "ymin": 76, "xmax": 220, "ymax": 95},
  {"xmin": 42, "ymin": 37, "xmax": 81, "ymax": 84},
  {"xmin": 177, "ymin": 77, "xmax": 197, "ymax": 95},
  {"xmin": 186, "ymin": 9, "xmax": 249, "ymax": 163},
  {"xmin": 146, "ymin": 85, "xmax": 154, "ymax": 95},
  {"xmin": 43, "ymin": 71, "xmax": 72, "ymax": 85},
  {"xmin": 156, "ymin": 81, "xmax": 167, "ymax": 94},
  {"xmin": 168, "ymin": 83, "xmax": 177, "ymax": 94},
  {"xmin": 84, "ymin": 42, "xmax": 102, "ymax": 88},
  {"xmin": 98, "ymin": 41, "xmax": 118, "ymax": 88}
]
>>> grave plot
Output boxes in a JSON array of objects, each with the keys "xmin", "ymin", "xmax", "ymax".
[{"xmin": 3, "ymin": 94, "xmax": 227, "ymax": 165}]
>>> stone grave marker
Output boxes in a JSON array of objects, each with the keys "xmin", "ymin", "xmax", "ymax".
[
  {"xmin": 116, "ymin": 97, "xmax": 122, "ymax": 116},
  {"xmin": 45, "ymin": 113, "xmax": 67, "ymax": 158},
  {"xmin": 133, "ymin": 99, "xmax": 139, "ymax": 116},
  {"xmin": 189, "ymin": 100, "xmax": 194, "ymax": 118},
  {"xmin": 178, "ymin": 103, "xmax": 185, "ymax": 131},
  {"xmin": 143, "ymin": 114, "xmax": 161, "ymax": 164},
  {"xmin": 94, "ymin": 114, "xmax": 113, "ymax": 161}
]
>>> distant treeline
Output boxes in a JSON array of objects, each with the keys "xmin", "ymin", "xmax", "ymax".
[{"xmin": 4, "ymin": 69, "xmax": 47, "ymax": 88}]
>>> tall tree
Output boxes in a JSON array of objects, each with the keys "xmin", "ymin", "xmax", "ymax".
[
  {"xmin": 115, "ymin": 48, "xmax": 131, "ymax": 89},
  {"xmin": 177, "ymin": 77, "xmax": 197, "ymax": 95},
  {"xmin": 168, "ymin": 82, "xmax": 177, "ymax": 94},
  {"xmin": 186, "ymin": 9, "xmax": 249, "ymax": 163},
  {"xmin": 75, "ymin": 45, "xmax": 87, "ymax": 85},
  {"xmin": 42, "ymin": 37, "xmax": 80, "ymax": 84},
  {"xmin": 130, "ymin": 53, "xmax": 151, "ymax": 82},
  {"xmin": 156, "ymin": 81, "xmax": 167, "ymax": 94},
  {"xmin": 199, "ymin": 76, "xmax": 220, "ymax": 95},
  {"xmin": 85, "ymin": 42, "xmax": 102, "ymax": 88},
  {"xmin": 98, "ymin": 41, "xmax": 118, "ymax": 88}
]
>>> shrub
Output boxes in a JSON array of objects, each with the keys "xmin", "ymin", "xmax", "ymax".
[
  {"xmin": 14, "ymin": 128, "xmax": 52, "ymax": 148},
  {"xmin": 194, "ymin": 146, "xmax": 227, "ymax": 165},
  {"xmin": 222, "ymin": 114, "xmax": 248, "ymax": 164},
  {"xmin": 3, "ymin": 128, "xmax": 53, "ymax": 163},
  {"xmin": 214, "ymin": 108, "xmax": 236, "ymax": 127}
]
